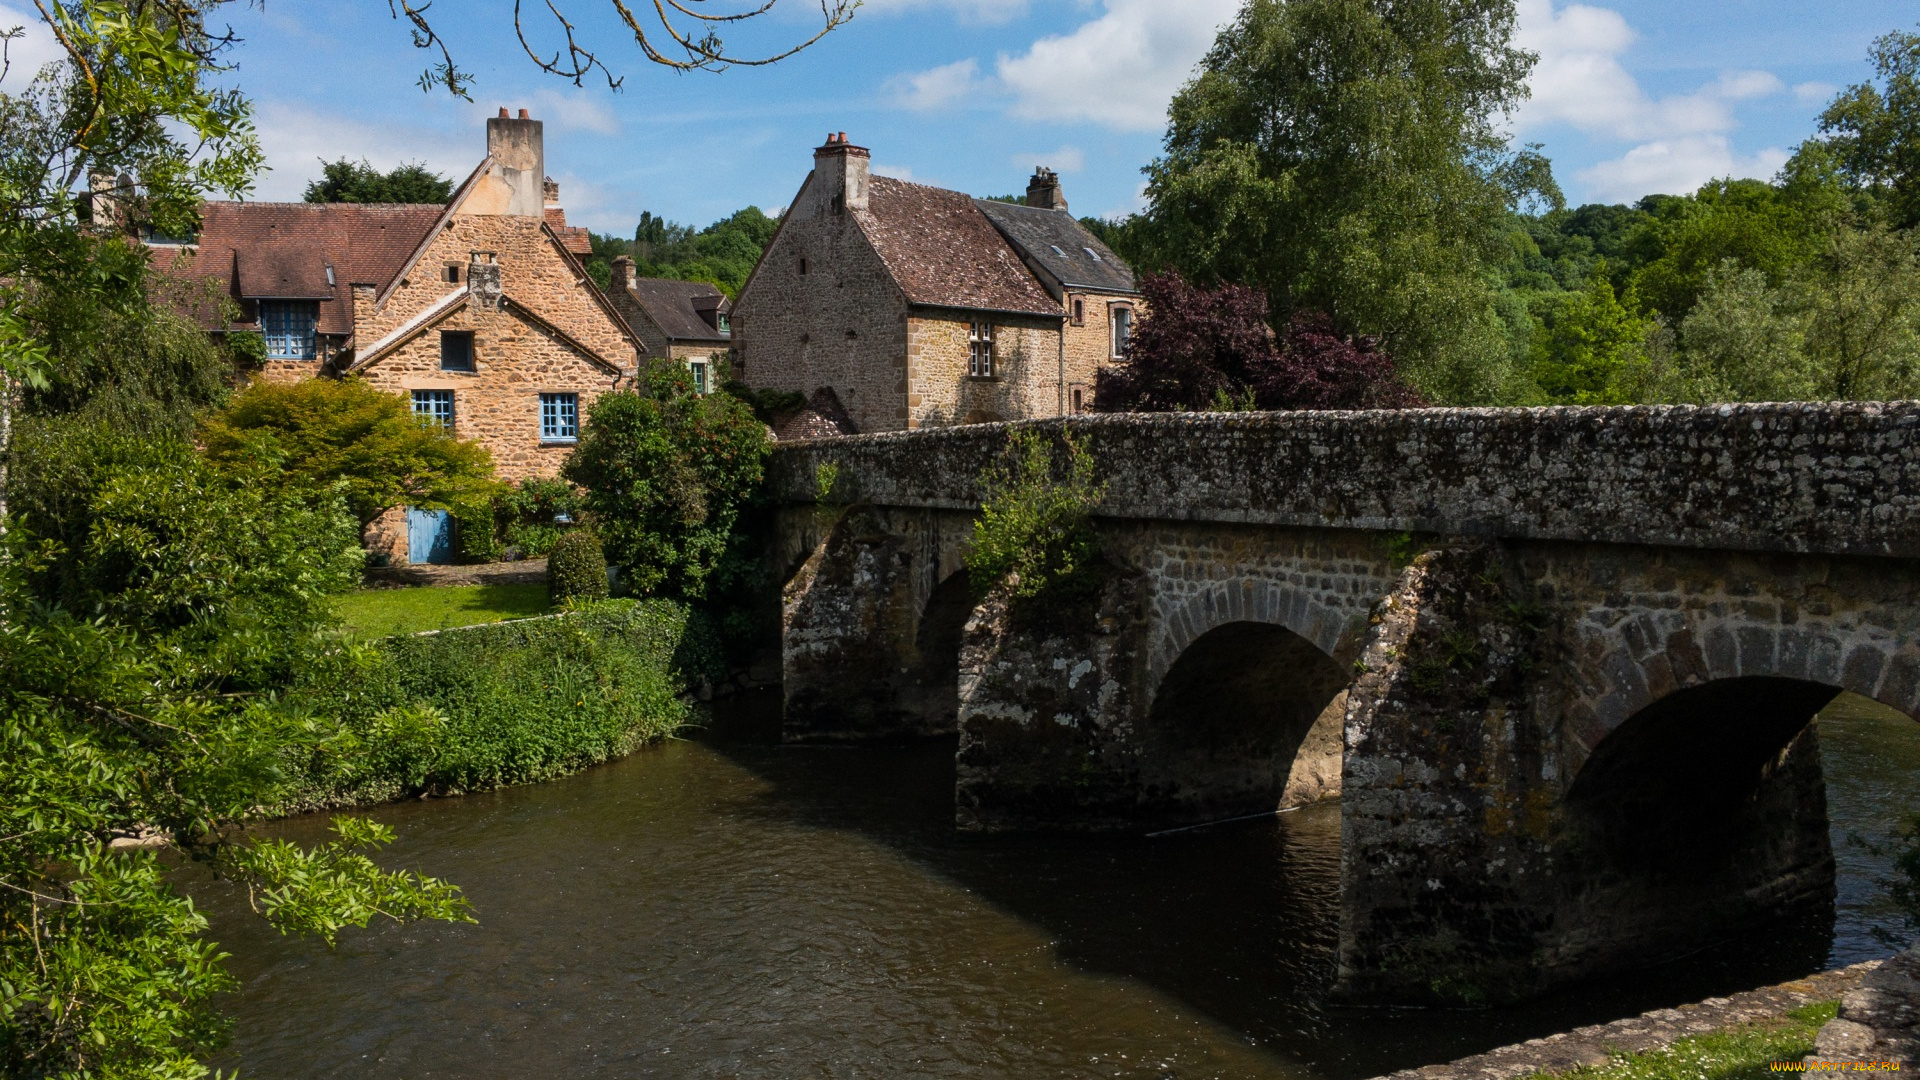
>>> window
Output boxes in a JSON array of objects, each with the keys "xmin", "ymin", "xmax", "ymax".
[
  {"xmin": 716, "ymin": 312, "xmax": 731, "ymax": 334},
  {"xmin": 412, "ymin": 389, "xmax": 454, "ymax": 429},
  {"xmin": 799, "ymin": 257, "xmax": 809, "ymax": 275},
  {"xmin": 443, "ymin": 264, "xmax": 462, "ymax": 284},
  {"xmin": 688, "ymin": 359, "xmax": 710, "ymax": 395},
  {"xmin": 1070, "ymin": 295, "xmax": 1086, "ymax": 326},
  {"xmin": 1084, "ymin": 247, "xmax": 1103, "ymax": 263},
  {"xmin": 540, "ymin": 393, "xmax": 579, "ymax": 443},
  {"xmin": 261, "ymin": 300, "xmax": 319, "ymax": 360},
  {"xmin": 440, "ymin": 331, "xmax": 475, "ymax": 372},
  {"xmin": 1070, "ymin": 384, "xmax": 1089, "ymax": 414},
  {"xmin": 1110, "ymin": 305, "xmax": 1133, "ymax": 358},
  {"xmin": 968, "ymin": 321, "xmax": 995, "ymax": 378}
]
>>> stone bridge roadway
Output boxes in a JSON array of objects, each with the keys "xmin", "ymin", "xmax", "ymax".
[{"xmin": 764, "ymin": 403, "xmax": 1920, "ymax": 1005}]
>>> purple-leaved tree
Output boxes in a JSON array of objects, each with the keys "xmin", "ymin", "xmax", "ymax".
[{"xmin": 1095, "ymin": 272, "xmax": 1422, "ymax": 412}]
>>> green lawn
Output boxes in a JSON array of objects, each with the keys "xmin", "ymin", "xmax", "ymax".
[
  {"xmin": 1527, "ymin": 1002, "xmax": 1839, "ymax": 1080},
  {"xmin": 334, "ymin": 583, "xmax": 551, "ymax": 639}
]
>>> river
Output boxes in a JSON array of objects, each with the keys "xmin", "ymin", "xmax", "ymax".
[{"xmin": 198, "ymin": 691, "xmax": 1919, "ymax": 1080}]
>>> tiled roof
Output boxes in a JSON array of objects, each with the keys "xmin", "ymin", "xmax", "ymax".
[
  {"xmin": 857, "ymin": 177, "xmax": 1061, "ymax": 316},
  {"xmin": 972, "ymin": 199, "xmax": 1137, "ymax": 295},
  {"xmin": 623, "ymin": 277, "xmax": 730, "ymax": 343},
  {"xmin": 170, "ymin": 202, "xmax": 442, "ymax": 334}
]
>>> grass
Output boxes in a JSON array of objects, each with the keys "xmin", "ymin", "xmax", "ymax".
[
  {"xmin": 333, "ymin": 583, "xmax": 550, "ymax": 639},
  {"xmin": 1526, "ymin": 1002, "xmax": 1839, "ymax": 1080}
]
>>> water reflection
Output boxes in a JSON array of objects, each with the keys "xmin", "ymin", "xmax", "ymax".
[{"xmin": 195, "ymin": 690, "xmax": 1916, "ymax": 1080}]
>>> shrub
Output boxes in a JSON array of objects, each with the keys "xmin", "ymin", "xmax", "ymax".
[
  {"xmin": 198, "ymin": 376, "xmax": 496, "ymax": 527},
  {"xmin": 496, "ymin": 476, "xmax": 583, "ymax": 558},
  {"xmin": 549, "ymin": 529, "xmax": 609, "ymax": 606},
  {"xmin": 279, "ymin": 601, "xmax": 693, "ymax": 807},
  {"xmin": 452, "ymin": 491, "xmax": 502, "ymax": 563},
  {"xmin": 966, "ymin": 429, "xmax": 1105, "ymax": 601},
  {"xmin": 561, "ymin": 361, "xmax": 770, "ymax": 599}
]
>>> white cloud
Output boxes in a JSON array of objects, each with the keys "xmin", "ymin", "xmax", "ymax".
[
  {"xmin": 1577, "ymin": 136, "xmax": 1789, "ymax": 204},
  {"xmin": 0, "ymin": 3, "xmax": 63, "ymax": 89},
  {"xmin": 997, "ymin": 0, "xmax": 1240, "ymax": 133},
  {"xmin": 873, "ymin": 163, "xmax": 918, "ymax": 181},
  {"xmin": 1515, "ymin": 0, "xmax": 1791, "ymax": 199},
  {"xmin": 1011, "ymin": 145, "xmax": 1085, "ymax": 173},
  {"xmin": 860, "ymin": 0, "xmax": 1029, "ymax": 25},
  {"xmin": 1795, "ymin": 81, "xmax": 1838, "ymax": 105},
  {"xmin": 889, "ymin": 58, "xmax": 984, "ymax": 112},
  {"xmin": 530, "ymin": 89, "xmax": 621, "ymax": 136},
  {"xmin": 251, "ymin": 101, "xmax": 475, "ymax": 202}
]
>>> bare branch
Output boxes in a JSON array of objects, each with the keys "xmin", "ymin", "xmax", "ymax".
[{"xmin": 399, "ymin": 0, "xmax": 858, "ymax": 91}]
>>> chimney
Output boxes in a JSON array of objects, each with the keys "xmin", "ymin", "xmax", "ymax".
[
  {"xmin": 468, "ymin": 251, "xmax": 503, "ymax": 312},
  {"xmin": 610, "ymin": 255, "xmax": 635, "ymax": 291},
  {"xmin": 813, "ymin": 131, "xmax": 870, "ymax": 214},
  {"xmin": 543, "ymin": 176, "xmax": 560, "ymax": 207},
  {"xmin": 485, "ymin": 109, "xmax": 545, "ymax": 217},
  {"xmin": 1027, "ymin": 167, "xmax": 1066, "ymax": 212}
]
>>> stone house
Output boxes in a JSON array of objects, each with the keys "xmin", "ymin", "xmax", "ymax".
[
  {"xmin": 163, "ymin": 109, "xmax": 643, "ymax": 563},
  {"xmin": 729, "ymin": 135, "xmax": 1138, "ymax": 434},
  {"xmin": 604, "ymin": 264, "xmax": 731, "ymax": 394}
]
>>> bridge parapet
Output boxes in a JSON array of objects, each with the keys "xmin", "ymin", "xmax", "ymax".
[{"xmin": 769, "ymin": 402, "xmax": 1920, "ymax": 558}]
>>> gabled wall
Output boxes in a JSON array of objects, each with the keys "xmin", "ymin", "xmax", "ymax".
[{"xmin": 733, "ymin": 173, "xmax": 914, "ymax": 434}]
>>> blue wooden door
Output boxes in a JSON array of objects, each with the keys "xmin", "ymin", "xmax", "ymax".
[{"xmin": 407, "ymin": 508, "xmax": 453, "ymax": 565}]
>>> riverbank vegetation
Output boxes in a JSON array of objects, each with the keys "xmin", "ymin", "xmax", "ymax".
[{"xmin": 1522, "ymin": 1001, "xmax": 1837, "ymax": 1080}]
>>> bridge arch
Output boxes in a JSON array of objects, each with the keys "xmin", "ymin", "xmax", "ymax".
[{"xmin": 1144, "ymin": 578, "xmax": 1367, "ymax": 698}]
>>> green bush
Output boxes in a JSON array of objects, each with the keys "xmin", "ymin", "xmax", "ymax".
[
  {"xmin": 549, "ymin": 529, "xmax": 609, "ymax": 606},
  {"xmin": 967, "ymin": 429, "xmax": 1106, "ymax": 601},
  {"xmin": 562, "ymin": 361, "xmax": 771, "ymax": 599},
  {"xmin": 279, "ymin": 601, "xmax": 692, "ymax": 808},
  {"xmin": 496, "ymin": 476, "xmax": 582, "ymax": 558},
  {"xmin": 453, "ymin": 488, "xmax": 503, "ymax": 563}
]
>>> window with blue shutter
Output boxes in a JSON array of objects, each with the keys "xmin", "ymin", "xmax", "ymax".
[
  {"xmin": 540, "ymin": 393, "xmax": 578, "ymax": 442},
  {"xmin": 261, "ymin": 301, "xmax": 319, "ymax": 359}
]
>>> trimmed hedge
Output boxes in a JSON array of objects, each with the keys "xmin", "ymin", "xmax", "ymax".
[
  {"xmin": 278, "ymin": 599, "xmax": 710, "ymax": 810},
  {"xmin": 549, "ymin": 529, "xmax": 609, "ymax": 605}
]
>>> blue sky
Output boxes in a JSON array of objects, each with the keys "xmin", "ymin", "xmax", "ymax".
[{"xmin": 1, "ymin": 0, "xmax": 1913, "ymax": 234}]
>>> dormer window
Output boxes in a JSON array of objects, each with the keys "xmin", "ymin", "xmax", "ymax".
[{"xmin": 717, "ymin": 312, "xmax": 731, "ymax": 334}]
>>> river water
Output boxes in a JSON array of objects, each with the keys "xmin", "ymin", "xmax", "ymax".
[{"xmin": 199, "ymin": 691, "xmax": 1919, "ymax": 1080}]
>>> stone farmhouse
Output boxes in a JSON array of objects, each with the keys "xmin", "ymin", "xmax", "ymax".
[
  {"xmin": 605, "ymin": 265, "xmax": 732, "ymax": 395},
  {"xmin": 730, "ymin": 135, "xmax": 1139, "ymax": 434},
  {"xmin": 160, "ymin": 110, "xmax": 647, "ymax": 563}
]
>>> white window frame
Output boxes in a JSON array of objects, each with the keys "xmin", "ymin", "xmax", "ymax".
[
  {"xmin": 1110, "ymin": 304, "xmax": 1133, "ymax": 359},
  {"xmin": 969, "ymin": 320, "xmax": 995, "ymax": 378},
  {"xmin": 688, "ymin": 359, "xmax": 710, "ymax": 395}
]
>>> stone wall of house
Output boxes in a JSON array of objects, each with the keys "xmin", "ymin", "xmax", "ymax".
[
  {"xmin": 1062, "ymin": 291, "xmax": 1132, "ymax": 411},
  {"xmin": 356, "ymin": 301, "xmax": 613, "ymax": 481},
  {"xmin": 906, "ymin": 311, "xmax": 1060, "ymax": 426},
  {"xmin": 732, "ymin": 175, "xmax": 914, "ymax": 434}
]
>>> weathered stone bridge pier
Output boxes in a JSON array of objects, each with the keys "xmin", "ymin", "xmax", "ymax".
[{"xmin": 766, "ymin": 404, "xmax": 1920, "ymax": 1004}]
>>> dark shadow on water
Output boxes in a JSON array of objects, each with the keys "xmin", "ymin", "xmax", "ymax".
[{"xmin": 696, "ymin": 689, "xmax": 1841, "ymax": 1080}]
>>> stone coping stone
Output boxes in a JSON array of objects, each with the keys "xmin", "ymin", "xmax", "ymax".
[
  {"xmin": 363, "ymin": 557, "xmax": 547, "ymax": 589},
  {"xmin": 1369, "ymin": 961, "xmax": 1880, "ymax": 1080},
  {"xmin": 768, "ymin": 403, "xmax": 1920, "ymax": 559}
]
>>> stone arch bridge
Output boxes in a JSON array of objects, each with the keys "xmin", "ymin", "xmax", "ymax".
[{"xmin": 766, "ymin": 404, "xmax": 1920, "ymax": 1004}]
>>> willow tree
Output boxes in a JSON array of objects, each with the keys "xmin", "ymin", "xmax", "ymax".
[{"xmin": 1141, "ymin": 0, "xmax": 1551, "ymax": 404}]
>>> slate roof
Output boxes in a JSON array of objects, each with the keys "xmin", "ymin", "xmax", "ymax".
[
  {"xmin": 857, "ymin": 177, "xmax": 1061, "ymax": 316},
  {"xmin": 173, "ymin": 202, "xmax": 442, "ymax": 335},
  {"xmin": 625, "ymin": 277, "xmax": 731, "ymax": 343},
  {"xmin": 972, "ymin": 199, "xmax": 1137, "ymax": 295}
]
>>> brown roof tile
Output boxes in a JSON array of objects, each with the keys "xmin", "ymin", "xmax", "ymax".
[
  {"xmin": 623, "ymin": 277, "xmax": 731, "ymax": 344},
  {"xmin": 857, "ymin": 177, "xmax": 1060, "ymax": 316},
  {"xmin": 168, "ymin": 202, "xmax": 443, "ymax": 334}
]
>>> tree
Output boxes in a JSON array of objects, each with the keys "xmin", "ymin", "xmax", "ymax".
[
  {"xmin": 1792, "ymin": 221, "xmax": 1920, "ymax": 399},
  {"xmin": 1675, "ymin": 262, "xmax": 1814, "ymax": 403},
  {"xmin": 1141, "ymin": 0, "xmax": 1545, "ymax": 405},
  {"xmin": 1530, "ymin": 264, "xmax": 1652, "ymax": 405},
  {"xmin": 562, "ymin": 362, "xmax": 770, "ymax": 599},
  {"xmin": 197, "ymin": 377, "xmax": 496, "ymax": 528},
  {"xmin": 584, "ymin": 205, "xmax": 780, "ymax": 297},
  {"xmin": 1096, "ymin": 272, "xmax": 1417, "ymax": 412},
  {"xmin": 304, "ymin": 158, "xmax": 453, "ymax": 204},
  {"xmin": 1813, "ymin": 25, "xmax": 1920, "ymax": 227}
]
